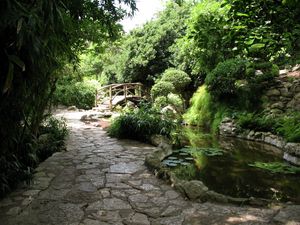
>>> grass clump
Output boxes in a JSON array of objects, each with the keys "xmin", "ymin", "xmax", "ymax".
[
  {"xmin": 53, "ymin": 77, "xmax": 100, "ymax": 109},
  {"xmin": 183, "ymin": 85, "xmax": 212, "ymax": 127},
  {"xmin": 108, "ymin": 104, "xmax": 174, "ymax": 142},
  {"xmin": 249, "ymin": 162, "xmax": 300, "ymax": 174},
  {"xmin": 237, "ymin": 112, "xmax": 300, "ymax": 142},
  {"xmin": 276, "ymin": 113, "xmax": 300, "ymax": 142},
  {"xmin": 0, "ymin": 116, "xmax": 68, "ymax": 197}
]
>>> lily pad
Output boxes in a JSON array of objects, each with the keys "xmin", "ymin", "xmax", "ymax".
[
  {"xmin": 249, "ymin": 162, "xmax": 300, "ymax": 174},
  {"xmin": 168, "ymin": 156, "xmax": 178, "ymax": 160},
  {"xmin": 185, "ymin": 157, "xmax": 194, "ymax": 161},
  {"xmin": 180, "ymin": 162, "xmax": 191, "ymax": 166},
  {"xmin": 179, "ymin": 152, "xmax": 189, "ymax": 156}
]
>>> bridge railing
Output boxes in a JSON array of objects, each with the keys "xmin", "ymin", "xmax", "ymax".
[{"xmin": 96, "ymin": 82, "xmax": 143, "ymax": 109}]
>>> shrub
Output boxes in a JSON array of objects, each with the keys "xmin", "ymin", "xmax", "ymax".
[
  {"xmin": 0, "ymin": 116, "xmax": 68, "ymax": 197},
  {"xmin": 167, "ymin": 93, "xmax": 184, "ymax": 111},
  {"xmin": 276, "ymin": 113, "xmax": 300, "ymax": 142},
  {"xmin": 236, "ymin": 112, "xmax": 277, "ymax": 133},
  {"xmin": 205, "ymin": 58, "xmax": 247, "ymax": 99},
  {"xmin": 151, "ymin": 81, "xmax": 175, "ymax": 99},
  {"xmin": 153, "ymin": 93, "xmax": 184, "ymax": 112},
  {"xmin": 183, "ymin": 85, "xmax": 213, "ymax": 127},
  {"xmin": 161, "ymin": 68, "xmax": 191, "ymax": 91},
  {"xmin": 237, "ymin": 112, "xmax": 300, "ymax": 142},
  {"xmin": 37, "ymin": 116, "xmax": 68, "ymax": 161},
  {"xmin": 108, "ymin": 105, "xmax": 174, "ymax": 142},
  {"xmin": 246, "ymin": 62, "xmax": 279, "ymax": 83},
  {"xmin": 53, "ymin": 78, "xmax": 100, "ymax": 109},
  {"xmin": 153, "ymin": 96, "xmax": 168, "ymax": 109}
]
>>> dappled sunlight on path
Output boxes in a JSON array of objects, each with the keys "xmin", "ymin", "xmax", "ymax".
[{"xmin": 0, "ymin": 110, "xmax": 298, "ymax": 225}]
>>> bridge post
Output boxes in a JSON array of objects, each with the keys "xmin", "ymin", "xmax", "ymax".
[
  {"xmin": 138, "ymin": 84, "xmax": 142, "ymax": 97},
  {"xmin": 95, "ymin": 90, "xmax": 98, "ymax": 107},
  {"xmin": 124, "ymin": 85, "xmax": 127, "ymax": 104},
  {"xmin": 109, "ymin": 86, "xmax": 112, "ymax": 110}
]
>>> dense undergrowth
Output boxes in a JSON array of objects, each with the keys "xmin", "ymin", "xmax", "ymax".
[
  {"xmin": 53, "ymin": 76, "xmax": 100, "ymax": 109},
  {"xmin": 237, "ymin": 112, "xmax": 300, "ymax": 142},
  {"xmin": 0, "ymin": 116, "xmax": 68, "ymax": 197},
  {"xmin": 2, "ymin": 0, "xmax": 300, "ymax": 199},
  {"xmin": 108, "ymin": 104, "xmax": 175, "ymax": 142}
]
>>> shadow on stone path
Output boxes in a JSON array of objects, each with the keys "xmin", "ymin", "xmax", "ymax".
[{"xmin": 0, "ymin": 111, "xmax": 299, "ymax": 225}]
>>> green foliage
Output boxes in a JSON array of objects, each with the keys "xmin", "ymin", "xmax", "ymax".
[
  {"xmin": 183, "ymin": 85, "xmax": 231, "ymax": 133},
  {"xmin": 108, "ymin": 105, "xmax": 175, "ymax": 142},
  {"xmin": 153, "ymin": 93, "xmax": 184, "ymax": 111},
  {"xmin": 153, "ymin": 96, "xmax": 168, "ymax": 109},
  {"xmin": 175, "ymin": 0, "xmax": 300, "ymax": 80},
  {"xmin": 0, "ymin": 0, "xmax": 135, "ymax": 197},
  {"xmin": 173, "ymin": 164, "xmax": 197, "ymax": 180},
  {"xmin": 246, "ymin": 62, "xmax": 279, "ymax": 83},
  {"xmin": 225, "ymin": 0, "xmax": 300, "ymax": 64},
  {"xmin": 160, "ymin": 68, "xmax": 191, "ymax": 92},
  {"xmin": 151, "ymin": 81, "xmax": 175, "ymax": 99},
  {"xmin": 0, "ymin": 116, "xmax": 68, "ymax": 197},
  {"xmin": 173, "ymin": 0, "xmax": 231, "ymax": 76},
  {"xmin": 181, "ymin": 147, "xmax": 224, "ymax": 157},
  {"xmin": 166, "ymin": 93, "xmax": 184, "ymax": 111},
  {"xmin": 204, "ymin": 58, "xmax": 279, "ymax": 110},
  {"xmin": 205, "ymin": 58, "xmax": 247, "ymax": 99},
  {"xmin": 53, "ymin": 77, "xmax": 100, "ymax": 109},
  {"xmin": 183, "ymin": 86, "xmax": 213, "ymax": 127},
  {"xmin": 236, "ymin": 112, "xmax": 276, "ymax": 133},
  {"xmin": 37, "ymin": 117, "xmax": 68, "ymax": 161},
  {"xmin": 237, "ymin": 112, "xmax": 300, "ymax": 142},
  {"xmin": 99, "ymin": 2, "xmax": 192, "ymax": 86},
  {"xmin": 276, "ymin": 113, "xmax": 300, "ymax": 142},
  {"xmin": 249, "ymin": 162, "xmax": 300, "ymax": 174}
]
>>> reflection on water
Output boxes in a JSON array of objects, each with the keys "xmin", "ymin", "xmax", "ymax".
[{"xmin": 170, "ymin": 127, "xmax": 300, "ymax": 203}]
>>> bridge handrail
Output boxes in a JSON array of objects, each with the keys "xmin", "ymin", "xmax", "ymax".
[
  {"xmin": 97, "ymin": 82, "xmax": 142, "ymax": 92},
  {"xmin": 95, "ymin": 82, "xmax": 143, "ymax": 109}
]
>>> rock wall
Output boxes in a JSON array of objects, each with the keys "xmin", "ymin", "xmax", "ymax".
[
  {"xmin": 219, "ymin": 118, "xmax": 300, "ymax": 166},
  {"xmin": 262, "ymin": 69, "xmax": 300, "ymax": 114},
  {"xmin": 219, "ymin": 67, "xmax": 300, "ymax": 165}
]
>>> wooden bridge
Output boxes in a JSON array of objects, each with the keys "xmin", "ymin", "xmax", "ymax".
[{"xmin": 96, "ymin": 83, "xmax": 143, "ymax": 110}]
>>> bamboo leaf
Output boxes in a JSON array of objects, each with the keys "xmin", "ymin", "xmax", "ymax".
[
  {"xmin": 3, "ymin": 63, "xmax": 14, "ymax": 93},
  {"xmin": 17, "ymin": 18, "xmax": 23, "ymax": 34},
  {"xmin": 8, "ymin": 55, "xmax": 25, "ymax": 71}
]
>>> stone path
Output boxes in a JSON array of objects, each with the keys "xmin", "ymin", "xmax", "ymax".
[{"xmin": 0, "ymin": 111, "xmax": 299, "ymax": 225}]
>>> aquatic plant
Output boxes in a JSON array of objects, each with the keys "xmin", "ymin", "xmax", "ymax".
[{"xmin": 249, "ymin": 162, "xmax": 300, "ymax": 174}]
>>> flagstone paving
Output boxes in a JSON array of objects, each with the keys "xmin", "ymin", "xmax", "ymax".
[{"xmin": 0, "ymin": 111, "xmax": 299, "ymax": 225}]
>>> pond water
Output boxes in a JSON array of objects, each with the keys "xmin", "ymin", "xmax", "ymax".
[{"xmin": 163, "ymin": 127, "xmax": 300, "ymax": 203}]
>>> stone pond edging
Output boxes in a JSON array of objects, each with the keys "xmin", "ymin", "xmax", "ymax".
[
  {"xmin": 219, "ymin": 117, "xmax": 300, "ymax": 166},
  {"xmin": 145, "ymin": 135, "xmax": 271, "ymax": 206}
]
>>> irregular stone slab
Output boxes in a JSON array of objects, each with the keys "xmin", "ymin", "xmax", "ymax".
[
  {"xmin": 102, "ymin": 198, "xmax": 132, "ymax": 210},
  {"xmin": 109, "ymin": 162, "xmax": 142, "ymax": 174},
  {"xmin": 124, "ymin": 212, "xmax": 150, "ymax": 225},
  {"xmin": 90, "ymin": 210, "xmax": 123, "ymax": 223},
  {"xmin": 6, "ymin": 206, "xmax": 21, "ymax": 216},
  {"xmin": 273, "ymin": 205, "xmax": 300, "ymax": 224},
  {"xmin": 128, "ymin": 194, "xmax": 149, "ymax": 203},
  {"xmin": 152, "ymin": 215, "xmax": 184, "ymax": 225},
  {"xmin": 0, "ymin": 110, "xmax": 295, "ymax": 225},
  {"xmin": 76, "ymin": 182, "xmax": 97, "ymax": 192},
  {"xmin": 22, "ymin": 190, "xmax": 40, "ymax": 196}
]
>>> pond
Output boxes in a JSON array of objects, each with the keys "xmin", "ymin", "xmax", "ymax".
[{"xmin": 163, "ymin": 127, "xmax": 300, "ymax": 203}]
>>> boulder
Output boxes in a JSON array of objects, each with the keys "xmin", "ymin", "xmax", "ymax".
[
  {"xmin": 270, "ymin": 102, "xmax": 285, "ymax": 110},
  {"xmin": 265, "ymin": 89, "xmax": 281, "ymax": 97},
  {"xmin": 150, "ymin": 135, "xmax": 171, "ymax": 147},
  {"xmin": 284, "ymin": 143, "xmax": 300, "ymax": 157},
  {"xmin": 283, "ymin": 152, "xmax": 300, "ymax": 166},
  {"xmin": 219, "ymin": 117, "xmax": 238, "ymax": 137},
  {"xmin": 67, "ymin": 105, "xmax": 77, "ymax": 111},
  {"xmin": 181, "ymin": 180, "xmax": 209, "ymax": 201}
]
